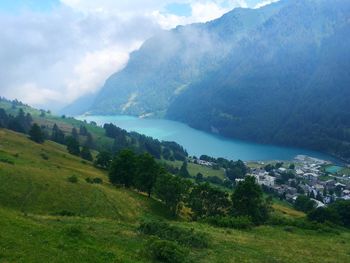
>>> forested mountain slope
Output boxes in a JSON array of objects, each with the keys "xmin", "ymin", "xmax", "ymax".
[{"xmin": 83, "ymin": 0, "xmax": 350, "ymax": 161}]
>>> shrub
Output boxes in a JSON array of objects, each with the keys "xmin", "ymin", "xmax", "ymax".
[
  {"xmin": 328, "ymin": 200, "xmax": 350, "ymax": 228},
  {"xmin": 93, "ymin": 177, "xmax": 103, "ymax": 184},
  {"xmin": 308, "ymin": 207, "xmax": 340, "ymax": 225},
  {"xmin": 284, "ymin": 226, "xmax": 295, "ymax": 233},
  {"xmin": 267, "ymin": 215, "xmax": 339, "ymax": 234},
  {"xmin": 85, "ymin": 177, "xmax": 103, "ymax": 184},
  {"xmin": 205, "ymin": 216, "xmax": 253, "ymax": 230},
  {"xmin": 294, "ymin": 195, "xmax": 316, "ymax": 213},
  {"xmin": 65, "ymin": 225, "xmax": 83, "ymax": 238},
  {"xmin": 139, "ymin": 220, "xmax": 209, "ymax": 248},
  {"xmin": 0, "ymin": 157, "xmax": 14, "ymax": 165},
  {"xmin": 67, "ymin": 175, "xmax": 78, "ymax": 183},
  {"xmin": 54, "ymin": 210, "xmax": 76, "ymax": 217},
  {"xmin": 145, "ymin": 239, "xmax": 189, "ymax": 263},
  {"xmin": 40, "ymin": 153, "xmax": 49, "ymax": 160}
]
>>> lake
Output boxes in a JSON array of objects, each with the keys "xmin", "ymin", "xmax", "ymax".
[{"xmin": 78, "ymin": 115, "xmax": 335, "ymax": 162}]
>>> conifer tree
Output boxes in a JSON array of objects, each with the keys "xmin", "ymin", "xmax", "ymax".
[{"xmin": 29, "ymin": 123, "xmax": 45, "ymax": 143}]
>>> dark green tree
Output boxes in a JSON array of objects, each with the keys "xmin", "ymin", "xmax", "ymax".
[
  {"xmin": 188, "ymin": 183, "xmax": 230, "ymax": 219},
  {"xmin": 29, "ymin": 123, "xmax": 45, "ymax": 143},
  {"xmin": 71, "ymin": 127, "xmax": 79, "ymax": 141},
  {"xmin": 66, "ymin": 136, "xmax": 80, "ymax": 156},
  {"xmin": 51, "ymin": 124, "xmax": 65, "ymax": 144},
  {"xmin": 308, "ymin": 207, "xmax": 340, "ymax": 224},
  {"xmin": 85, "ymin": 132, "xmax": 94, "ymax": 148},
  {"xmin": 195, "ymin": 173, "xmax": 204, "ymax": 183},
  {"xmin": 294, "ymin": 195, "xmax": 316, "ymax": 213},
  {"xmin": 155, "ymin": 173, "xmax": 191, "ymax": 216},
  {"xmin": 80, "ymin": 146, "xmax": 93, "ymax": 161},
  {"xmin": 135, "ymin": 153, "xmax": 160, "ymax": 197},
  {"xmin": 94, "ymin": 151, "xmax": 112, "ymax": 169},
  {"xmin": 178, "ymin": 161, "xmax": 190, "ymax": 178},
  {"xmin": 329, "ymin": 200, "xmax": 350, "ymax": 227},
  {"xmin": 109, "ymin": 149, "xmax": 137, "ymax": 188},
  {"xmin": 0, "ymin": 108, "xmax": 9, "ymax": 127},
  {"xmin": 79, "ymin": 125, "xmax": 88, "ymax": 136},
  {"xmin": 232, "ymin": 176, "xmax": 270, "ymax": 224}
]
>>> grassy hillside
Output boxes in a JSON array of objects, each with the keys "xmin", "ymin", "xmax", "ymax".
[
  {"xmin": 164, "ymin": 160, "xmax": 225, "ymax": 179},
  {"xmin": 0, "ymin": 129, "xmax": 165, "ymax": 220},
  {"xmin": 1, "ymin": 129, "xmax": 350, "ymax": 262}
]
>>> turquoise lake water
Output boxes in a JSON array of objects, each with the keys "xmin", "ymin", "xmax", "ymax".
[{"xmin": 79, "ymin": 115, "xmax": 336, "ymax": 162}]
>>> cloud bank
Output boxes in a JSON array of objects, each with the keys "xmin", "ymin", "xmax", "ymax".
[{"xmin": 0, "ymin": 0, "xmax": 278, "ymax": 110}]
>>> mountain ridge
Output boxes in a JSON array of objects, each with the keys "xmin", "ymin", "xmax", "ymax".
[{"xmin": 68, "ymin": 0, "xmax": 350, "ymax": 161}]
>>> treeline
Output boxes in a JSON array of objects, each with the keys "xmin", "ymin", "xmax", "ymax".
[
  {"xmin": 293, "ymin": 195, "xmax": 350, "ymax": 228},
  {"xmin": 0, "ymin": 108, "xmax": 33, "ymax": 134},
  {"xmin": 0, "ymin": 99, "xmax": 188, "ymax": 163},
  {"xmin": 197, "ymin": 155, "xmax": 248, "ymax": 180},
  {"xmin": 108, "ymin": 149, "xmax": 270, "ymax": 225},
  {"xmin": 0, "ymin": 106, "xmax": 95, "ymax": 161},
  {"xmin": 103, "ymin": 123, "xmax": 188, "ymax": 161}
]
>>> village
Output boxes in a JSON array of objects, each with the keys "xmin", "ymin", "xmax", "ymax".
[
  {"xmin": 245, "ymin": 155, "xmax": 350, "ymax": 207},
  {"xmin": 190, "ymin": 154, "xmax": 350, "ymax": 208}
]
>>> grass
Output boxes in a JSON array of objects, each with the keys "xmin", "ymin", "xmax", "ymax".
[
  {"xmin": 1, "ymin": 129, "xmax": 350, "ymax": 262},
  {"xmin": 1, "ymin": 206, "xmax": 349, "ymax": 263},
  {"xmin": 164, "ymin": 160, "xmax": 226, "ymax": 179},
  {"xmin": 0, "ymin": 129, "xmax": 166, "ymax": 221}
]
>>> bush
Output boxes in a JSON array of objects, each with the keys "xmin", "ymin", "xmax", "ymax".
[
  {"xmin": 40, "ymin": 153, "xmax": 49, "ymax": 160},
  {"xmin": 267, "ymin": 215, "xmax": 339, "ymax": 234},
  {"xmin": 139, "ymin": 220, "xmax": 209, "ymax": 248},
  {"xmin": 0, "ymin": 157, "xmax": 14, "ymax": 165},
  {"xmin": 205, "ymin": 216, "xmax": 253, "ymax": 230},
  {"xmin": 65, "ymin": 225, "xmax": 83, "ymax": 238},
  {"xmin": 308, "ymin": 207, "xmax": 340, "ymax": 224},
  {"xmin": 294, "ymin": 195, "xmax": 316, "ymax": 213},
  {"xmin": 85, "ymin": 177, "xmax": 103, "ymax": 184},
  {"xmin": 54, "ymin": 210, "xmax": 76, "ymax": 217},
  {"xmin": 67, "ymin": 175, "xmax": 78, "ymax": 183},
  {"xmin": 93, "ymin": 178, "xmax": 103, "ymax": 184},
  {"xmin": 145, "ymin": 239, "xmax": 189, "ymax": 263}
]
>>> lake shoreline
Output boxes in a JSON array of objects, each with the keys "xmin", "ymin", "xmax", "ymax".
[{"xmin": 77, "ymin": 115, "xmax": 341, "ymax": 163}]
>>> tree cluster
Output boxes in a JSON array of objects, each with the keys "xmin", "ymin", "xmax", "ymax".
[
  {"xmin": 103, "ymin": 123, "xmax": 188, "ymax": 161},
  {"xmin": 0, "ymin": 108, "xmax": 33, "ymax": 134},
  {"xmin": 108, "ymin": 150, "xmax": 270, "ymax": 223},
  {"xmin": 308, "ymin": 200, "xmax": 350, "ymax": 228}
]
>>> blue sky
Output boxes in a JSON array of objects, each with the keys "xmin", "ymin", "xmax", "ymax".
[
  {"xmin": 165, "ymin": 3, "xmax": 192, "ymax": 17},
  {"xmin": 0, "ymin": 0, "xmax": 59, "ymax": 12}
]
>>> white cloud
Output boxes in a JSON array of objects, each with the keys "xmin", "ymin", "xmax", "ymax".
[
  {"xmin": 0, "ymin": 7, "xmax": 159, "ymax": 110},
  {"xmin": 65, "ymin": 43, "xmax": 141, "ymax": 99},
  {"xmin": 0, "ymin": 0, "xmax": 276, "ymax": 110},
  {"xmin": 254, "ymin": 0, "xmax": 279, "ymax": 9}
]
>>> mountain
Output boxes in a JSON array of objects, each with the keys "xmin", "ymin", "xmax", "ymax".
[
  {"xmin": 79, "ymin": 0, "xmax": 350, "ymax": 161},
  {"xmin": 60, "ymin": 93, "xmax": 96, "ymax": 116},
  {"xmin": 88, "ymin": 0, "xmax": 286, "ymax": 117}
]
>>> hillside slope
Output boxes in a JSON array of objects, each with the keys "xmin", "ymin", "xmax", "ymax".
[
  {"xmin": 0, "ymin": 129, "xmax": 165, "ymax": 220},
  {"xmin": 1, "ymin": 129, "xmax": 350, "ymax": 262}
]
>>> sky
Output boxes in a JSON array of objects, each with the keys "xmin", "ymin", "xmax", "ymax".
[{"xmin": 0, "ymin": 0, "xmax": 279, "ymax": 110}]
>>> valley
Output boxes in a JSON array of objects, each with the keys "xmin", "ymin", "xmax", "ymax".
[
  {"xmin": 1, "ymin": 0, "xmax": 350, "ymax": 262},
  {"xmin": 78, "ymin": 115, "xmax": 338, "ymax": 162},
  {"xmin": 68, "ymin": 0, "xmax": 350, "ymax": 162}
]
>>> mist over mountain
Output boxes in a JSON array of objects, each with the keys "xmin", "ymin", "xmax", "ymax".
[{"xmin": 74, "ymin": 0, "xmax": 350, "ymax": 160}]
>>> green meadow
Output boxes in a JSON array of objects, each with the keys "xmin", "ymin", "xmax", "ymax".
[{"xmin": 1, "ymin": 129, "xmax": 350, "ymax": 262}]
